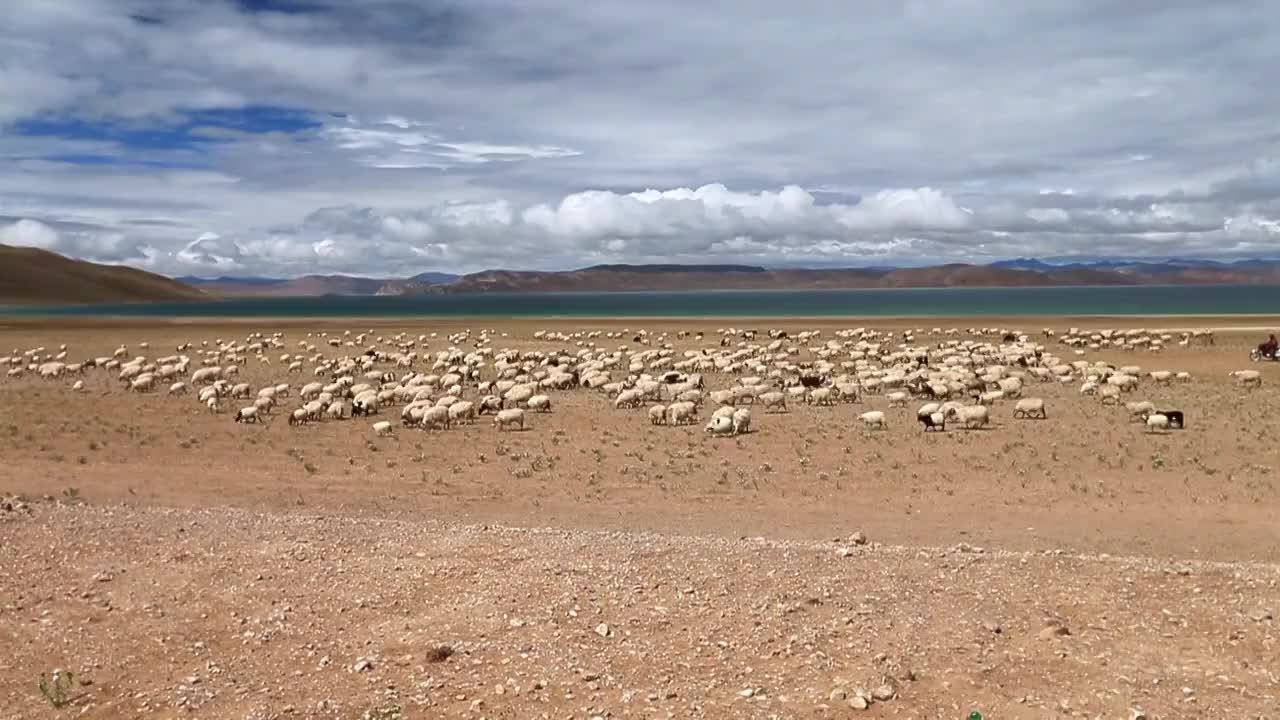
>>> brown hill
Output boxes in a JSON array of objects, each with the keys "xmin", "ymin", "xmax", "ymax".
[{"xmin": 0, "ymin": 244, "xmax": 207, "ymax": 305}]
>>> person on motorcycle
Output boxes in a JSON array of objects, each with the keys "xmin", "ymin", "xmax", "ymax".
[{"xmin": 1258, "ymin": 334, "xmax": 1278, "ymax": 360}]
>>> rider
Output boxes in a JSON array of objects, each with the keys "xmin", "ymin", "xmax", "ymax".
[{"xmin": 1259, "ymin": 334, "xmax": 1278, "ymax": 360}]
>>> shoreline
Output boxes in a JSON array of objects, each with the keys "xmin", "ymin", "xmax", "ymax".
[{"xmin": 3, "ymin": 312, "xmax": 1279, "ymax": 332}]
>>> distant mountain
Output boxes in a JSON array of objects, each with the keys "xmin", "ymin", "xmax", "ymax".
[
  {"xmin": 0, "ymin": 244, "xmax": 207, "ymax": 305},
  {"xmin": 410, "ymin": 271, "xmax": 460, "ymax": 284}
]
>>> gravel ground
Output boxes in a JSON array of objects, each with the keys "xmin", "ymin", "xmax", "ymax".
[{"xmin": 2, "ymin": 501, "xmax": 1276, "ymax": 719}]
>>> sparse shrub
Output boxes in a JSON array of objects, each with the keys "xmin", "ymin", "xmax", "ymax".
[{"xmin": 38, "ymin": 670, "xmax": 74, "ymax": 708}]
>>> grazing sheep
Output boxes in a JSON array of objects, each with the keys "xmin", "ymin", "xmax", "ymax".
[
  {"xmin": 858, "ymin": 410, "xmax": 886, "ymax": 430},
  {"xmin": 421, "ymin": 405, "xmax": 451, "ymax": 430},
  {"xmin": 808, "ymin": 387, "xmax": 835, "ymax": 406},
  {"xmin": 614, "ymin": 388, "xmax": 643, "ymax": 409},
  {"xmin": 1149, "ymin": 370, "xmax": 1173, "ymax": 385},
  {"xmin": 448, "ymin": 400, "xmax": 476, "ymax": 425},
  {"xmin": 494, "ymin": 408, "xmax": 525, "ymax": 431},
  {"xmin": 919, "ymin": 412, "xmax": 946, "ymax": 432},
  {"xmin": 234, "ymin": 406, "xmax": 259, "ymax": 424},
  {"xmin": 731, "ymin": 407, "xmax": 751, "ymax": 435},
  {"xmin": 946, "ymin": 405, "xmax": 989, "ymax": 429},
  {"xmin": 758, "ymin": 391, "xmax": 787, "ymax": 413},
  {"xmin": 1175, "ymin": 371, "xmax": 1192, "ymax": 383},
  {"xmin": 1155, "ymin": 409, "xmax": 1185, "ymax": 429},
  {"xmin": 1098, "ymin": 385, "xmax": 1121, "ymax": 405},
  {"xmin": 1123, "ymin": 401, "xmax": 1154, "ymax": 422},
  {"xmin": 1012, "ymin": 398, "xmax": 1046, "ymax": 419},
  {"xmin": 886, "ymin": 391, "xmax": 907, "ymax": 408},
  {"xmin": 372, "ymin": 420, "xmax": 393, "ymax": 437},
  {"xmin": 648, "ymin": 404, "xmax": 668, "ymax": 425},
  {"xmin": 667, "ymin": 401, "xmax": 698, "ymax": 425},
  {"xmin": 72, "ymin": 380, "xmax": 85, "ymax": 392},
  {"xmin": 526, "ymin": 394, "xmax": 552, "ymax": 412},
  {"xmin": 168, "ymin": 381, "xmax": 187, "ymax": 395},
  {"xmin": 288, "ymin": 408, "xmax": 307, "ymax": 426},
  {"xmin": 1146, "ymin": 413, "xmax": 1170, "ymax": 433},
  {"xmin": 704, "ymin": 415, "xmax": 734, "ymax": 435},
  {"xmin": 1231, "ymin": 370, "xmax": 1262, "ymax": 388}
]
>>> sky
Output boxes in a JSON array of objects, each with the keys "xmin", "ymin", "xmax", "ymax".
[{"xmin": 3, "ymin": 1, "xmax": 1280, "ymax": 277}]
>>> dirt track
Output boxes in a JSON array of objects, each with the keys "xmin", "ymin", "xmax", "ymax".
[{"xmin": 2, "ymin": 317, "xmax": 1279, "ymax": 717}]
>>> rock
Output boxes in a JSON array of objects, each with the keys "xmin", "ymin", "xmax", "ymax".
[
  {"xmin": 847, "ymin": 695, "xmax": 869, "ymax": 710},
  {"xmin": 351, "ymin": 658, "xmax": 373, "ymax": 673},
  {"xmin": 836, "ymin": 547, "xmax": 855, "ymax": 558},
  {"xmin": 1246, "ymin": 608, "xmax": 1273, "ymax": 622},
  {"xmin": 871, "ymin": 684, "xmax": 895, "ymax": 701},
  {"xmin": 982, "ymin": 620, "xmax": 1003, "ymax": 634},
  {"xmin": 849, "ymin": 531, "xmax": 868, "ymax": 545},
  {"xmin": 738, "ymin": 688, "xmax": 755, "ymax": 698},
  {"xmin": 829, "ymin": 687, "xmax": 849, "ymax": 701},
  {"xmin": 594, "ymin": 623, "xmax": 611, "ymax": 638},
  {"xmin": 1130, "ymin": 709, "xmax": 1148, "ymax": 720},
  {"xmin": 1038, "ymin": 619, "xmax": 1071, "ymax": 640},
  {"xmin": 93, "ymin": 571, "xmax": 113, "ymax": 583}
]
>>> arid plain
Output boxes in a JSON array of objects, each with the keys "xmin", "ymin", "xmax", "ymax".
[{"xmin": 2, "ymin": 316, "xmax": 1278, "ymax": 719}]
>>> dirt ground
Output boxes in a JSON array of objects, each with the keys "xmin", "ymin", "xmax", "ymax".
[{"xmin": 2, "ymin": 315, "xmax": 1279, "ymax": 718}]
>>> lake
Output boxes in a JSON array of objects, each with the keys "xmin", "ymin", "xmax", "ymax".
[{"xmin": 6, "ymin": 285, "xmax": 1280, "ymax": 318}]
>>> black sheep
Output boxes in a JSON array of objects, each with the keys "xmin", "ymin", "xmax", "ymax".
[{"xmin": 918, "ymin": 413, "xmax": 946, "ymax": 432}]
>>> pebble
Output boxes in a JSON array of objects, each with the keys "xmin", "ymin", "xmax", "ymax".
[
  {"xmin": 1246, "ymin": 608, "xmax": 1273, "ymax": 622},
  {"xmin": 351, "ymin": 659, "xmax": 373, "ymax": 673},
  {"xmin": 849, "ymin": 531, "xmax": 868, "ymax": 545},
  {"xmin": 871, "ymin": 684, "xmax": 895, "ymax": 701},
  {"xmin": 594, "ymin": 623, "xmax": 611, "ymax": 638},
  {"xmin": 829, "ymin": 687, "xmax": 849, "ymax": 701},
  {"xmin": 847, "ymin": 695, "xmax": 869, "ymax": 710}
]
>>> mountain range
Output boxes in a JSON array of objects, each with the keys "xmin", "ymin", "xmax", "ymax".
[{"xmin": 7, "ymin": 243, "xmax": 1280, "ymax": 305}]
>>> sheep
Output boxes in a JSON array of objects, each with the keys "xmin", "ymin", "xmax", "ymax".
[
  {"xmin": 703, "ymin": 415, "xmax": 734, "ymax": 435},
  {"xmin": 372, "ymin": 420, "xmax": 393, "ymax": 437},
  {"xmin": 478, "ymin": 394, "xmax": 503, "ymax": 415},
  {"xmin": 1231, "ymin": 370, "xmax": 1262, "ymax": 388},
  {"xmin": 168, "ymin": 381, "xmax": 187, "ymax": 395},
  {"xmin": 526, "ymin": 394, "xmax": 552, "ymax": 412},
  {"xmin": 447, "ymin": 400, "xmax": 476, "ymax": 425},
  {"xmin": 977, "ymin": 390, "xmax": 1003, "ymax": 405},
  {"xmin": 71, "ymin": 380, "xmax": 85, "ymax": 392},
  {"xmin": 614, "ymin": 388, "xmax": 643, "ymax": 409},
  {"xmin": 1149, "ymin": 370, "xmax": 1174, "ymax": 385},
  {"xmin": 1012, "ymin": 398, "xmax": 1046, "ymax": 419},
  {"xmin": 667, "ymin": 401, "xmax": 698, "ymax": 425},
  {"xmin": 1146, "ymin": 413, "xmax": 1170, "ymax": 433},
  {"xmin": 946, "ymin": 405, "xmax": 989, "ymax": 429},
  {"xmin": 758, "ymin": 391, "xmax": 787, "ymax": 413},
  {"xmin": 1098, "ymin": 385, "xmax": 1121, "ymax": 405},
  {"xmin": 421, "ymin": 405, "xmax": 451, "ymax": 430},
  {"xmin": 1175, "ymin": 371, "xmax": 1192, "ymax": 383},
  {"xmin": 886, "ymin": 391, "xmax": 907, "ymax": 408},
  {"xmin": 648, "ymin": 404, "xmax": 668, "ymax": 425},
  {"xmin": 129, "ymin": 375, "xmax": 155, "ymax": 393},
  {"xmin": 858, "ymin": 410, "xmax": 886, "ymax": 429},
  {"xmin": 731, "ymin": 407, "xmax": 751, "ymax": 435},
  {"xmin": 234, "ymin": 406, "xmax": 259, "ymax": 424},
  {"xmin": 1079, "ymin": 381, "xmax": 1098, "ymax": 396},
  {"xmin": 1119, "ymin": 401, "xmax": 1154, "ymax": 422},
  {"xmin": 918, "ymin": 412, "xmax": 946, "ymax": 432},
  {"xmin": 288, "ymin": 408, "xmax": 307, "ymax": 426},
  {"xmin": 808, "ymin": 387, "xmax": 835, "ymax": 406},
  {"xmin": 494, "ymin": 408, "xmax": 525, "ymax": 431}
]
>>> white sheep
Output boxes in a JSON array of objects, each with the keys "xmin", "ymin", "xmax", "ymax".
[
  {"xmin": 946, "ymin": 405, "xmax": 989, "ymax": 429},
  {"xmin": 1231, "ymin": 370, "xmax": 1262, "ymax": 388},
  {"xmin": 448, "ymin": 400, "xmax": 476, "ymax": 425},
  {"xmin": 703, "ymin": 415, "xmax": 734, "ymax": 435},
  {"xmin": 1125, "ymin": 401, "xmax": 1155, "ymax": 422},
  {"xmin": 288, "ymin": 408, "xmax": 307, "ymax": 426},
  {"xmin": 731, "ymin": 407, "xmax": 751, "ymax": 435},
  {"xmin": 234, "ymin": 406, "xmax": 259, "ymax": 423},
  {"xmin": 168, "ymin": 381, "xmax": 187, "ymax": 395},
  {"xmin": 1146, "ymin": 413, "xmax": 1170, "ymax": 433},
  {"xmin": 372, "ymin": 420, "xmax": 393, "ymax": 437},
  {"xmin": 758, "ymin": 391, "xmax": 787, "ymax": 413},
  {"xmin": 886, "ymin": 391, "xmax": 907, "ymax": 408},
  {"xmin": 667, "ymin": 401, "xmax": 697, "ymax": 425},
  {"xmin": 1149, "ymin": 370, "xmax": 1173, "ymax": 385},
  {"xmin": 649, "ymin": 404, "xmax": 668, "ymax": 425},
  {"xmin": 526, "ymin": 394, "xmax": 552, "ymax": 412},
  {"xmin": 421, "ymin": 405, "xmax": 451, "ymax": 430},
  {"xmin": 858, "ymin": 410, "xmax": 886, "ymax": 429},
  {"xmin": 494, "ymin": 408, "xmax": 525, "ymax": 431},
  {"xmin": 1012, "ymin": 398, "xmax": 1046, "ymax": 419},
  {"xmin": 808, "ymin": 387, "xmax": 835, "ymax": 406}
]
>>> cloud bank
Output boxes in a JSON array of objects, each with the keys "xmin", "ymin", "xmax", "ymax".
[{"xmin": 3, "ymin": 1, "xmax": 1280, "ymax": 276}]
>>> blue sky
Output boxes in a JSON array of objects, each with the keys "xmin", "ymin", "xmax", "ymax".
[{"xmin": 3, "ymin": 0, "xmax": 1280, "ymax": 276}]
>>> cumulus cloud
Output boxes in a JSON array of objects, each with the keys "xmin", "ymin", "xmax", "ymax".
[{"xmin": 5, "ymin": 2, "xmax": 1280, "ymax": 274}]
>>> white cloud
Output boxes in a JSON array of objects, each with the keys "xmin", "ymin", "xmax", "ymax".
[{"xmin": 4, "ymin": 2, "xmax": 1280, "ymax": 274}]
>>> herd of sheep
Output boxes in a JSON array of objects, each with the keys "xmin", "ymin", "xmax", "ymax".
[{"xmin": 0, "ymin": 324, "xmax": 1262, "ymax": 441}]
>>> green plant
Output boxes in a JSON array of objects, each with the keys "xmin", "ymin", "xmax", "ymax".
[
  {"xmin": 39, "ymin": 670, "xmax": 74, "ymax": 708},
  {"xmin": 61, "ymin": 487, "xmax": 81, "ymax": 503}
]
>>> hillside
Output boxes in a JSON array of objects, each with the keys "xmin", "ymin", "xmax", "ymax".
[
  {"xmin": 0, "ymin": 244, "xmax": 207, "ymax": 305},
  {"xmin": 185, "ymin": 273, "xmax": 459, "ymax": 297}
]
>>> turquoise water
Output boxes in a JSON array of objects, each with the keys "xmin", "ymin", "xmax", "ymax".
[{"xmin": 5, "ymin": 285, "xmax": 1280, "ymax": 317}]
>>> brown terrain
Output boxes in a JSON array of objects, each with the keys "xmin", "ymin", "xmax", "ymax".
[
  {"xmin": 2, "ymin": 316, "xmax": 1279, "ymax": 719},
  {"xmin": 0, "ymin": 245, "xmax": 208, "ymax": 305}
]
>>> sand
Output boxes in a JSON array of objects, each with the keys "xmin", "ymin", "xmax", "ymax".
[{"xmin": 2, "ymin": 316, "xmax": 1278, "ymax": 718}]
